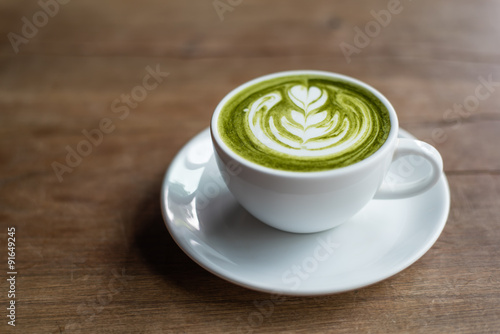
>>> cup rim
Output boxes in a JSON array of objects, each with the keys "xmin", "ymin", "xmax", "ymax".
[{"xmin": 210, "ymin": 70, "xmax": 399, "ymax": 178}]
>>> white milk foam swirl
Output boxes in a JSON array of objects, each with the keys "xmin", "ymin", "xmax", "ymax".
[{"xmin": 245, "ymin": 85, "xmax": 374, "ymax": 157}]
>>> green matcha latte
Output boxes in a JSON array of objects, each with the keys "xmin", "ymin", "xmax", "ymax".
[{"xmin": 217, "ymin": 74, "xmax": 391, "ymax": 172}]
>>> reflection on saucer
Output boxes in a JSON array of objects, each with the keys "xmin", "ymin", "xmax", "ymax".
[{"xmin": 161, "ymin": 128, "xmax": 450, "ymax": 295}]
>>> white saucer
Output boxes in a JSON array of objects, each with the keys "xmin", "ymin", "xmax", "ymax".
[{"xmin": 161, "ymin": 128, "xmax": 450, "ymax": 296}]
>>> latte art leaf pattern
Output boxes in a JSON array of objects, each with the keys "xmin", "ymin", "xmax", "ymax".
[
  {"xmin": 217, "ymin": 75, "xmax": 391, "ymax": 171},
  {"xmin": 246, "ymin": 84, "xmax": 376, "ymax": 157},
  {"xmin": 281, "ymin": 85, "xmax": 330, "ymax": 145}
]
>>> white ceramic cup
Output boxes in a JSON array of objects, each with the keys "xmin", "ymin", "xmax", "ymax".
[{"xmin": 210, "ymin": 70, "xmax": 443, "ymax": 233}]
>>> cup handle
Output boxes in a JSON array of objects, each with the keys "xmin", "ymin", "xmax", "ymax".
[{"xmin": 374, "ymin": 139, "xmax": 443, "ymax": 200}]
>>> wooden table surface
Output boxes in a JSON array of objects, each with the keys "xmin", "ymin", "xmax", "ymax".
[{"xmin": 1, "ymin": 0, "xmax": 499, "ymax": 333}]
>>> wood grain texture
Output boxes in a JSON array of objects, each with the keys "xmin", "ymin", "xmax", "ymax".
[{"xmin": 0, "ymin": 0, "xmax": 499, "ymax": 333}]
